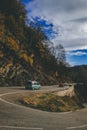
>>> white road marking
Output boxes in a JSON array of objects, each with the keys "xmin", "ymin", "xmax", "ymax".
[
  {"xmin": 0, "ymin": 98, "xmax": 29, "ymax": 108},
  {"xmin": 0, "ymin": 97, "xmax": 72, "ymax": 115},
  {"xmin": 0, "ymin": 92, "xmax": 72, "ymax": 114},
  {"xmin": 0, "ymin": 126, "xmax": 43, "ymax": 130},
  {"xmin": 67, "ymin": 124, "xmax": 87, "ymax": 129},
  {"xmin": 0, "ymin": 91, "xmax": 24, "ymax": 97}
]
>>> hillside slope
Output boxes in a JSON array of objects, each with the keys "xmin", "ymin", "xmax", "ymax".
[{"xmin": 0, "ymin": 0, "xmax": 59, "ymax": 86}]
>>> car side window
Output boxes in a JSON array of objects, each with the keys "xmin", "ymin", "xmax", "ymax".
[{"xmin": 27, "ymin": 81, "xmax": 32, "ymax": 85}]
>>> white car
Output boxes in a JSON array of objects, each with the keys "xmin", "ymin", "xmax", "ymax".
[{"xmin": 25, "ymin": 80, "xmax": 41, "ymax": 90}]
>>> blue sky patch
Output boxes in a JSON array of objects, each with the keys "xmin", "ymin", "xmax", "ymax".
[
  {"xmin": 30, "ymin": 16, "xmax": 58, "ymax": 39},
  {"xmin": 67, "ymin": 49, "xmax": 87, "ymax": 65},
  {"xmin": 23, "ymin": 0, "xmax": 87, "ymax": 66},
  {"xmin": 23, "ymin": 0, "xmax": 34, "ymax": 3}
]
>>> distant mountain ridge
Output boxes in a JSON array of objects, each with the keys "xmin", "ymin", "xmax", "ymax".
[{"xmin": 71, "ymin": 65, "xmax": 87, "ymax": 84}]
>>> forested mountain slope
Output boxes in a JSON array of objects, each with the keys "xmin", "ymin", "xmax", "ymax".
[
  {"xmin": 1, "ymin": 0, "xmax": 86, "ymax": 87},
  {"xmin": 0, "ymin": 0, "xmax": 63, "ymax": 86},
  {"xmin": 71, "ymin": 65, "xmax": 87, "ymax": 84}
]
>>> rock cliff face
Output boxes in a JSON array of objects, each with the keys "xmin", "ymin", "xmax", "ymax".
[
  {"xmin": 55, "ymin": 85, "xmax": 87, "ymax": 102},
  {"xmin": 55, "ymin": 86, "xmax": 76, "ymax": 97}
]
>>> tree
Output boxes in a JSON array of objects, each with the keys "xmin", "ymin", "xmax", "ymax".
[
  {"xmin": 0, "ymin": 0, "xmax": 26, "ymax": 19},
  {"xmin": 0, "ymin": 0, "xmax": 26, "ymax": 41},
  {"xmin": 54, "ymin": 44, "xmax": 66, "ymax": 64},
  {"xmin": 24, "ymin": 24, "xmax": 47, "ymax": 55}
]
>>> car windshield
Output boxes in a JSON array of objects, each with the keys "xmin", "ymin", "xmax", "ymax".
[{"xmin": 33, "ymin": 82, "xmax": 39, "ymax": 85}]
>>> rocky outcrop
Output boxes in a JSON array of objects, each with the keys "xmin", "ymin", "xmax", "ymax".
[
  {"xmin": 55, "ymin": 86, "xmax": 76, "ymax": 97},
  {"xmin": 55, "ymin": 84, "xmax": 87, "ymax": 103}
]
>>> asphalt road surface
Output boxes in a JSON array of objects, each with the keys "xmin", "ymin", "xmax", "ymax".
[{"xmin": 0, "ymin": 86, "xmax": 87, "ymax": 130}]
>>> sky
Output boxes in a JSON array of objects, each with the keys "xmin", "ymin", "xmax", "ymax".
[{"xmin": 23, "ymin": 0, "xmax": 87, "ymax": 66}]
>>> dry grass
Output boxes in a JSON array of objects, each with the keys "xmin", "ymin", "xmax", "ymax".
[
  {"xmin": 21, "ymin": 92, "xmax": 83, "ymax": 112},
  {"xmin": 2, "ymin": 90, "xmax": 84, "ymax": 112}
]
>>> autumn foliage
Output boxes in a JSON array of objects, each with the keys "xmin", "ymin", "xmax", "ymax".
[{"xmin": 0, "ymin": 0, "xmax": 68, "ymax": 86}]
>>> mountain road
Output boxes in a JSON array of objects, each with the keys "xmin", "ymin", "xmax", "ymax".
[{"xmin": 0, "ymin": 86, "xmax": 87, "ymax": 130}]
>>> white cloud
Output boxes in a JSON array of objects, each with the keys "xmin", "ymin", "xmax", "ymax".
[
  {"xmin": 67, "ymin": 51, "xmax": 87, "ymax": 56},
  {"xmin": 26, "ymin": 0, "xmax": 87, "ymax": 51}
]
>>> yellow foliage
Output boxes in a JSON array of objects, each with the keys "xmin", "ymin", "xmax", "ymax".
[
  {"xmin": 21, "ymin": 92, "xmax": 82, "ymax": 112},
  {"xmin": 55, "ymin": 71, "xmax": 59, "ymax": 77},
  {"xmin": 6, "ymin": 63, "xmax": 13, "ymax": 68},
  {"xmin": 0, "ymin": 52, "xmax": 4, "ymax": 57},
  {"xmin": 0, "ymin": 31, "xmax": 4, "ymax": 37},
  {"xmin": 0, "ymin": 63, "xmax": 13, "ymax": 74},
  {"xmin": 36, "ymin": 43, "xmax": 45, "ymax": 53},
  {"xmin": 48, "ymin": 76, "xmax": 54, "ymax": 81},
  {"xmin": 0, "ymin": 24, "xmax": 5, "ymax": 41},
  {"xmin": 28, "ymin": 56, "xmax": 34, "ymax": 66},
  {"xmin": 19, "ymin": 53, "xmax": 34, "ymax": 66},
  {"xmin": 7, "ymin": 36, "xmax": 19, "ymax": 51}
]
